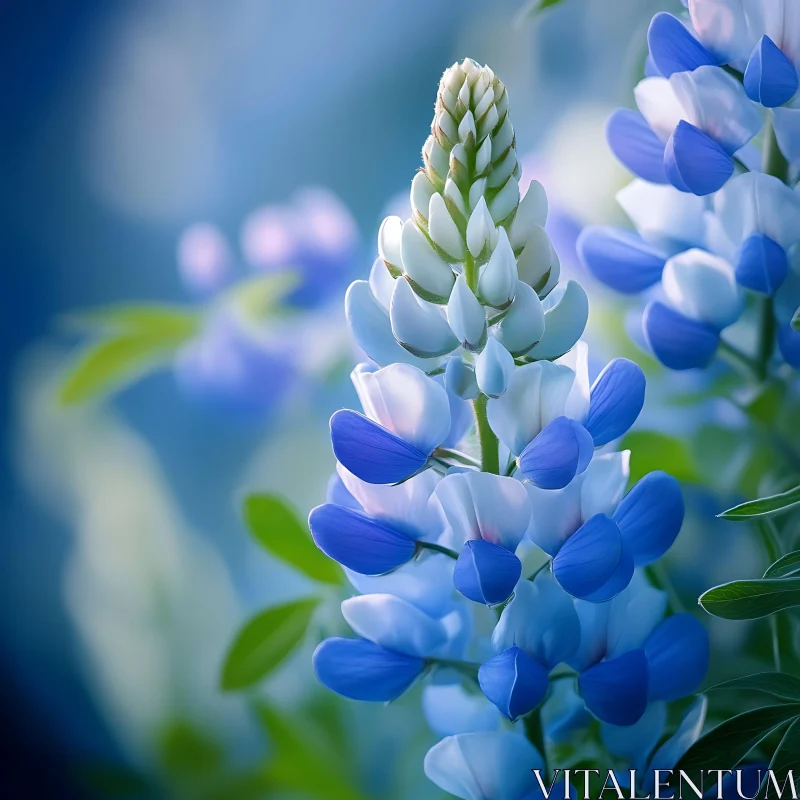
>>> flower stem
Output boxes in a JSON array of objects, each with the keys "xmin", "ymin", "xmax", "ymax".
[
  {"xmin": 763, "ymin": 113, "xmax": 789, "ymax": 183},
  {"xmin": 473, "ymin": 394, "xmax": 500, "ymax": 474},
  {"xmin": 756, "ymin": 296, "xmax": 776, "ymax": 381},
  {"xmin": 757, "ymin": 519, "xmax": 782, "ymax": 671},
  {"xmin": 523, "ymin": 708, "xmax": 548, "ymax": 776},
  {"xmin": 417, "ymin": 541, "xmax": 459, "ymax": 560},
  {"xmin": 433, "ymin": 447, "xmax": 481, "ymax": 468}
]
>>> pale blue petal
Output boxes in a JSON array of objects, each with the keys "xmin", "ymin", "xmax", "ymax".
[
  {"xmin": 308, "ymin": 503, "xmax": 415, "ymax": 575},
  {"xmin": 389, "ymin": 277, "xmax": 459, "ymax": 357},
  {"xmin": 526, "ymin": 281, "xmax": 589, "ymax": 360},
  {"xmin": 424, "ymin": 732, "xmax": 543, "ymax": 800},
  {"xmin": 577, "ymin": 226, "xmax": 666, "ymax": 294},
  {"xmin": 644, "ymin": 696, "xmax": 707, "ymax": 780},
  {"xmin": 567, "ymin": 600, "xmax": 611, "ymax": 672},
  {"xmin": 773, "ymin": 105, "xmax": 800, "ymax": 165},
  {"xmin": 313, "ymin": 637, "xmax": 424, "ymax": 702},
  {"xmin": 422, "ymin": 684, "xmax": 502, "ymax": 737},
  {"xmin": 326, "ymin": 473, "xmax": 361, "ymax": 510},
  {"xmin": 606, "ymin": 571, "xmax": 669, "ymax": 660},
  {"xmin": 445, "ymin": 356, "xmax": 479, "ymax": 400},
  {"xmin": 476, "ymin": 337, "xmax": 515, "ymax": 398},
  {"xmin": 602, "ymin": 701, "xmax": 667, "ymax": 772},
  {"xmin": 492, "ymin": 573, "xmax": 581, "ymax": 669}
]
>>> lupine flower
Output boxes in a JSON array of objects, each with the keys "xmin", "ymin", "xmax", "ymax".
[{"xmin": 309, "ymin": 58, "xmax": 695, "ymax": 799}]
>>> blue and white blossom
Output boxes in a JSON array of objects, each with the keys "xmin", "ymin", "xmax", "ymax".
[{"xmin": 309, "ymin": 58, "xmax": 706, "ymax": 799}]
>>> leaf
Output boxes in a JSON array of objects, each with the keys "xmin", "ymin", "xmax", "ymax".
[
  {"xmin": 792, "ymin": 307, "xmax": 800, "ymax": 332},
  {"xmin": 676, "ymin": 704, "xmax": 800, "ymax": 773},
  {"xmin": 765, "ymin": 550, "xmax": 800, "ymax": 579},
  {"xmin": 158, "ymin": 719, "xmax": 224, "ymax": 777},
  {"xmin": 244, "ymin": 494, "xmax": 342, "ymax": 585},
  {"xmin": 517, "ymin": 0, "xmax": 566, "ymax": 20},
  {"xmin": 225, "ymin": 273, "xmax": 299, "ymax": 321},
  {"xmin": 710, "ymin": 673, "xmax": 800, "ymax": 702},
  {"xmin": 621, "ymin": 431, "xmax": 701, "ymax": 485},
  {"xmin": 699, "ymin": 578, "xmax": 800, "ymax": 620},
  {"xmin": 718, "ymin": 484, "xmax": 800, "ymax": 520},
  {"xmin": 59, "ymin": 331, "xmax": 192, "ymax": 406},
  {"xmin": 220, "ymin": 597, "xmax": 319, "ymax": 691},
  {"xmin": 254, "ymin": 701, "xmax": 366, "ymax": 800},
  {"xmin": 75, "ymin": 763, "xmax": 152, "ymax": 796},
  {"xmin": 63, "ymin": 304, "xmax": 200, "ymax": 337},
  {"xmin": 762, "ymin": 718, "xmax": 800, "ymax": 795}
]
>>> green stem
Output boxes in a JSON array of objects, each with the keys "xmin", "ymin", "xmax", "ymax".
[
  {"xmin": 464, "ymin": 251, "xmax": 478, "ymax": 293},
  {"xmin": 717, "ymin": 338, "xmax": 761, "ymax": 382},
  {"xmin": 756, "ymin": 296, "xmax": 776, "ymax": 381},
  {"xmin": 526, "ymin": 560, "xmax": 551, "ymax": 581},
  {"xmin": 433, "ymin": 447, "xmax": 481, "ymax": 468},
  {"xmin": 474, "ymin": 394, "xmax": 500, "ymax": 474},
  {"xmin": 523, "ymin": 708, "xmax": 548, "ymax": 776},
  {"xmin": 757, "ymin": 519, "xmax": 782, "ymax": 672},
  {"xmin": 418, "ymin": 541, "xmax": 459, "ymax": 560},
  {"xmin": 763, "ymin": 113, "xmax": 789, "ymax": 182},
  {"xmin": 430, "ymin": 658, "xmax": 481, "ymax": 680},
  {"xmin": 645, "ymin": 562, "xmax": 685, "ymax": 614}
]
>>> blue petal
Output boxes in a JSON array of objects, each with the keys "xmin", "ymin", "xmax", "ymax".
[
  {"xmin": 645, "ymin": 614, "xmax": 709, "ymax": 702},
  {"xmin": 664, "ymin": 120, "xmax": 734, "ymax": 196},
  {"xmin": 643, "ymin": 301, "xmax": 719, "ymax": 370},
  {"xmin": 644, "ymin": 54, "xmax": 662, "ymax": 78},
  {"xmin": 578, "ymin": 649, "xmax": 649, "ymax": 726},
  {"xmin": 518, "ymin": 416, "xmax": 594, "ymax": 490},
  {"xmin": 577, "ymin": 226, "xmax": 666, "ymax": 294},
  {"xmin": 585, "ymin": 359, "xmax": 646, "ymax": 446},
  {"xmin": 330, "ymin": 409, "xmax": 428, "ymax": 485},
  {"xmin": 313, "ymin": 637, "xmax": 424, "ymax": 702},
  {"xmin": 326, "ymin": 473, "xmax": 362, "ymax": 510},
  {"xmin": 779, "ymin": 323, "xmax": 800, "ymax": 367},
  {"xmin": 552, "ymin": 514, "xmax": 622, "ymax": 599},
  {"xmin": 735, "ymin": 233, "xmax": 790, "ymax": 295},
  {"xmin": 602, "ymin": 702, "xmax": 667, "ymax": 772},
  {"xmin": 308, "ymin": 503, "xmax": 416, "ymax": 575},
  {"xmin": 478, "ymin": 647, "xmax": 549, "ymax": 721},
  {"xmin": 744, "ymin": 35, "xmax": 799, "ymax": 108},
  {"xmin": 453, "ymin": 540, "xmax": 522, "ymax": 606},
  {"xmin": 613, "ymin": 471, "xmax": 684, "ymax": 566},
  {"xmin": 606, "ymin": 109, "xmax": 669, "ymax": 184},
  {"xmin": 582, "ymin": 546, "xmax": 635, "ymax": 603},
  {"xmin": 647, "ymin": 12, "xmax": 716, "ymax": 78}
]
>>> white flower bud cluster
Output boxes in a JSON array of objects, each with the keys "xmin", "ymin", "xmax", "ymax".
[{"xmin": 359, "ymin": 59, "xmax": 587, "ymax": 398}]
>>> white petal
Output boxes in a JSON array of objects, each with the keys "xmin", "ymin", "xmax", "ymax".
[
  {"xmin": 478, "ymin": 228, "xmax": 517, "ymax": 307},
  {"xmin": 525, "ymin": 480, "xmax": 584, "ymax": 556},
  {"xmin": 341, "ymin": 594, "xmax": 447, "ymax": 657},
  {"xmin": 401, "ymin": 219, "xmax": 456, "ymax": 299},
  {"xmin": 515, "ymin": 225, "xmax": 554, "ymax": 291},
  {"xmin": 447, "ymin": 274, "xmax": 487, "ymax": 350},
  {"xmin": 605, "ymin": 571, "xmax": 668, "ymax": 659},
  {"xmin": 411, "ymin": 171, "xmax": 436, "ymax": 221},
  {"xmin": 467, "ymin": 197, "xmax": 497, "ymax": 258},
  {"xmin": 429, "ymin": 193, "xmax": 466, "ymax": 261},
  {"xmin": 634, "ymin": 76, "xmax": 687, "ymax": 141},
  {"xmin": 369, "ymin": 257, "xmax": 395, "ymax": 310},
  {"xmin": 526, "ymin": 281, "xmax": 589, "ymax": 361},
  {"xmin": 662, "ymin": 248, "xmax": 743, "ymax": 329},
  {"xmin": 378, "ymin": 216, "xmax": 404, "ymax": 270},
  {"xmin": 509, "ymin": 180, "xmax": 549, "ymax": 250},
  {"xmin": 422, "ymin": 684, "xmax": 502, "ymax": 737},
  {"xmin": 555, "ymin": 340, "xmax": 591, "ymax": 422},
  {"xmin": 580, "ymin": 451, "xmax": 630, "ymax": 520},
  {"xmin": 433, "ymin": 472, "xmax": 531, "ymax": 551},
  {"xmin": 390, "ymin": 278, "xmax": 458, "ymax": 357},
  {"xmin": 352, "ymin": 362, "xmax": 451, "ymax": 453},
  {"xmin": 688, "ymin": 0, "xmax": 754, "ymax": 67}
]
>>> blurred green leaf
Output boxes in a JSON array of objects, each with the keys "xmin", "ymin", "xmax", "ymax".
[
  {"xmin": 226, "ymin": 273, "xmax": 299, "ymax": 321},
  {"xmin": 63, "ymin": 304, "xmax": 199, "ymax": 336},
  {"xmin": 244, "ymin": 494, "xmax": 342, "ymax": 585},
  {"xmin": 699, "ymin": 578, "xmax": 800, "ymax": 620},
  {"xmin": 792, "ymin": 307, "xmax": 800, "ymax": 331},
  {"xmin": 517, "ymin": 0, "xmax": 566, "ymax": 19},
  {"xmin": 761, "ymin": 718, "xmax": 800, "ymax": 797},
  {"xmin": 59, "ymin": 330, "xmax": 192, "ymax": 406},
  {"xmin": 158, "ymin": 719, "xmax": 224, "ymax": 777},
  {"xmin": 676, "ymin": 704, "xmax": 800, "ymax": 773},
  {"xmin": 221, "ymin": 597, "xmax": 319, "ymax": 691},
  {"xmin": 765, "ymin": 550, "xmax": 800, "ymax": 579},
  {"xmin": 718, "ymin": 484, "xmax": 800, "ymax": 520},
  {"xmin": 621, "ymin": 431, "xmax": 701, "ymax": 485},
  {"xmin": 76, "ymin": 763, "xmax": 151, "ymax": 796},
  {"xmin": 255, "ymin": 701, "xmax": 366, "ymax": 800},
  {"xmin": 710, "ymin": 672, "xmax": 800, "ymax": 702}
]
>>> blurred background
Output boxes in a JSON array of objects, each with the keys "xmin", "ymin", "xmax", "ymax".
[{"xmin": 1, "ymin": 0, "xmax": 745, "ymax": 797}]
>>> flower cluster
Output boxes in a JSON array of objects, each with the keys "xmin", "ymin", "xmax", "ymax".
[
  {"xmin": 578, "ymin": 1, "xmax": 800, "ymax": 371},
  {"xmin": 309, "ymin": 59, "xmax": 709, "ymax": 798}
]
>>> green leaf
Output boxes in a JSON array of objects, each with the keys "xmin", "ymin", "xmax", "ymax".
[
  {"xmin": 255, "ymin": 701, "xmax": 366, "ymax": 800},
  {"xmin": 676, "ymin": 704, "xmax": 800, "ymax": 773},
  {"xmin": 699, "ymin": 578, "xmax": 800, "ymax": 620},
  {"xmin": 517, "ymin": 0, "xmax": 566, "ymax": 19},
  {"xmin": 76, "ymin": 763, "xmax": 151, "ymax": 796},
  {"xmin": 158, "ymin": 719, "xmax": 224, "ymax": 777},
  {"xmin": 59, "ymin": 330, "xmax": 192, "ymax": 406},
  {"xmin": 244, "ymin": 494, "xmax": 341, "ymax": 585},
  {"xmin": 63, "ymin": 304, "xmax": 200, "ymax": 337},
  {"xmin": 718, "ymin": 484, "xmax": 800, "ymax": 520},
  {"xmin": 765, "ymin": 550, "xmax": 800, "ymax": 579},
  {"xmin": 621, "ymin": 431, "xmax": 701, "ymax": 485},
  {"xmin": 761, "ymin": 718, "xmax": 800, "ymax": 797},
  {"xmin": 225, "ymin": 273, "xmax": 299, "ymax": 321},
  {"xmin": 791, "ymin": 307, "xmax": 800, "ymax": 332},
  {"xmin": 710, "ymin": 672, "xmax": 800, "ymax": 702},
  {"xmin": 220, "ymin": 597, "xmax": 319, "ymax": 691}
]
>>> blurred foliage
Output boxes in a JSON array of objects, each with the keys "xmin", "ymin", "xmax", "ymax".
[{"xmin": 622, "ymin": 430, "xmax": 701, "ymax": 486}]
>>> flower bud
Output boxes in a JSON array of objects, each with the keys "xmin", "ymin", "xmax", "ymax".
[
  {"xmin": 401, "ymin": 219, "xmax": 455, "ymax": 300},
  {"xmin": 493, "ymin": 281, "xmax": 545, "ymax": 356},
  {"xmin": 378, "ymin": 216, "xmax": 404, "ymax": 271},
  {"xmin": 476, "ymin": 336, "xmax": 515, "ymax": 398},
  {"xmin": 447, "ymin": 275, "xmax": 486, "ymax": 350},
  {"xmin": 390, "ymin": 278, "xmax": 458, "ymax": 358},
  {"xmin": 444, "ymin": 356, "xmax": 479, "ymax": 400},
  {"xmin": 411, "ymin": 171, "xmax": 436, "ymax": 224},
  {"xmin": 478, "ymin": 647, "xmax": 548, "ymax": 721},
  {"xmin": 489, "ymin": 176, "xmax": 520, "ymax": 224},
  {"xmin": 527, "ymin": 280, "xmax": 589, "ymax": 360},
  {"xmin": 478, "ymin": 228, "xmax": 517, "ymax": 308},
  {"xmin": 509, "ymin": 181, "xmax": 549, "ymax": 250},
  {"xmin": 516, "ymin": 225, "xmax": 554, "ymax": 292},
  {"xmin": 466, "ymin": 197, "xmax": 497, "ymax": 258},
  {"xmin": 429, "ymin": 193, "xmax": 466, "ymax": 260}
]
